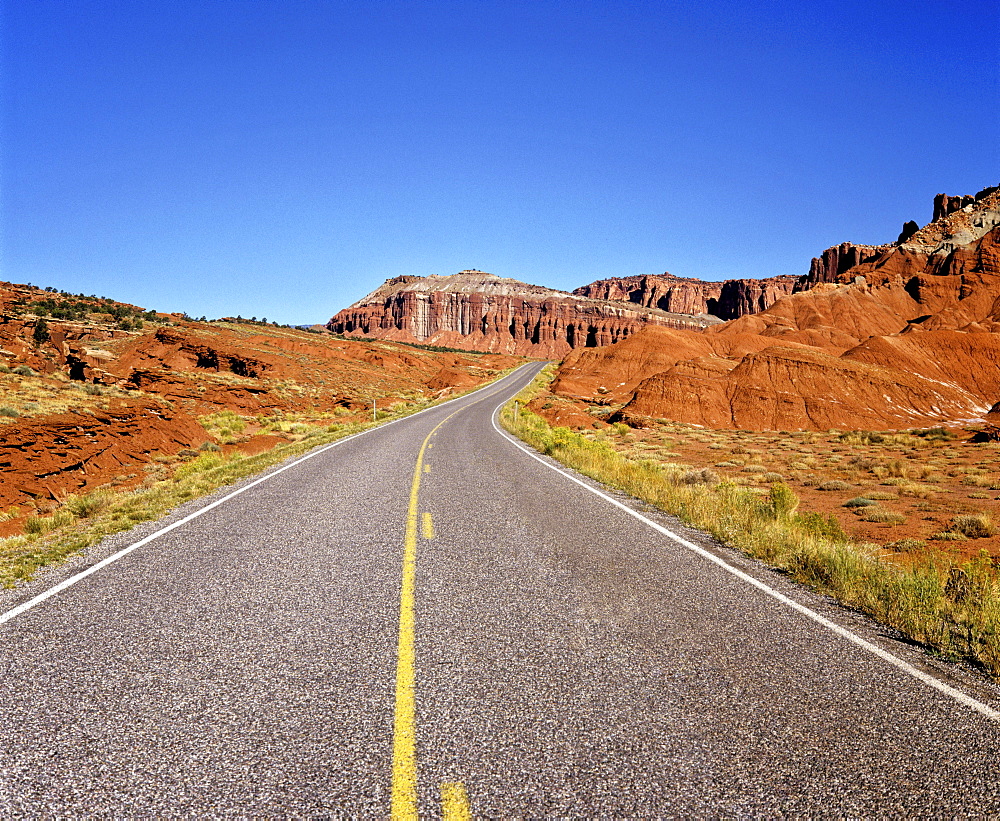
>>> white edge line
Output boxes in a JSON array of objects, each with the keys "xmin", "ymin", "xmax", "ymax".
[
  {"xmin": 490, "ymin": 393, "xmax": 1000, "ymax": 723},
  {"xmin": 0, "ymin": 365, "xmax": 536, "ymax": 629}
]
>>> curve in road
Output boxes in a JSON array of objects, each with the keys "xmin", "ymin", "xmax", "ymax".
[{"xmin": 2, "ymin": 363, "xmax": 1000, "ymax": 816}]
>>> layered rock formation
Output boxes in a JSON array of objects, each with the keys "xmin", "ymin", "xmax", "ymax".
[
  {"xmin": 572, "ymin": 273, "xmax": 723, "ymax": 315},
  {"xmin": 573, "ymin": 273, "xmax": 798, "ymax": 320},
  {"xmin": 552, "ymin": 188, "xmax": 1000, "ymax": 431},
  {"xmin": 328, "ymin": 271, "xmax": 720, "ymax": 357}
]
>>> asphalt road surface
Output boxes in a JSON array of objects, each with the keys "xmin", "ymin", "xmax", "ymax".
[{"xmin": 3, "ymin": 363, "xmax": 1000, "ymax": 816}]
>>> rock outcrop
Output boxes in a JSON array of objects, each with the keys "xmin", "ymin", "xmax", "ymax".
[
  {"xmin": 552, "ymin": 188, "xmax": 1000, "ymax": 431},
  {"xmin": 713, "ymin": 276, "xmax": 799, "ymax": 320},
  {"xmin": 0, "ymin": 401, "xmax": 209, "ymax": 508},
  {"xmin": 328, "ymin": 271, "xmax": 720, "ymax": 357},
  {"xmin": 572, "ymin": 273, "xmax": 723, "ymax": 315},
  {"xmin": 800, "ymin": 186, "xmax": 1000, "ymax": 290},
  {"xmin": 573, "ymin": 272, "xmax": 797, "ymax": 320},
  {"xmin": 801, "ymin": 242, "xmax": 888, "ymax": 288}
]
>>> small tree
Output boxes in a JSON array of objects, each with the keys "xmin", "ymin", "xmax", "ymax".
[{"xmin": 33, "ymin": 318, "xmax": 49, "ymax": 345}]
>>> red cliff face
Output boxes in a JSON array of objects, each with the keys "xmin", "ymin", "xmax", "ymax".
[
  {"xmin": 800, "ymin": 186, "xmax": 1000, "ymax": 290},
  {"xmin": 327, "ymin": 271, "xmax": 721, "ymax": 357},
  {"xmin": 572, "ymin": 273, "xmax": 723, "ymax": 315},
  {"xmin": 574, "ymin": 272, "xmax": 797, "ymax": 320},
  {"xmin": 713, "ymin": 276, "xmax": 798, "ymax": 319}
]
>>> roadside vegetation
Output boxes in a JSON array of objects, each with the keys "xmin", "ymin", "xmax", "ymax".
[
  {"xmin": 0, "ymin": 370, "xmax": 517, "ymax": 590},
  {"xmin": 501, "ymin": 366, "xmax": 1000, "ymax": 677}
]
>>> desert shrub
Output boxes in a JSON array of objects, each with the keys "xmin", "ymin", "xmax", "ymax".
[
  {"xmin": 887, "ymin": 538, "xmax": 926, "ymax": 552},
  {"xmin": 763, "ymin": 472, "xmax": 784, "ymax": 483},
  {"xmin": 961, "ymin": 474, "xmax": 993, "ymax": 488},
  {"xmin": 173, "ymin": 452, "xmax": 227, "ymax": 480},
  {"xmin": 911, "ymin": 427, "xmax": 952, "ymax": 441},
  {"xmin": 930, "ymin": 531, "xmax": 968, "ymax": 542},
  {"xmin": 861, "ymin": 508, "xmax": 906, "ymax": 525},
  {"xmin": 951, "ymin": 514, "xmax": 997, "ymax": 539},
  {"xmin": 795, "ymin": 512, "xmax": 847, "ymax": 541},
  {"xmin": 743, "ymin": 464, "xmax": 767, "ymax": 474},
  {"xmin": 865, "ymin": 491, "xmax": 897, "ymax": 501},
  {"xmin": 0, "ymin": 406, "xmax": 20, "ymax": 417},
  {"xmin": 884, "ymin": 479, "xmax": 935, "ymax": 498},
  {"xmin": 714, "ymin": 461, "xmax": 740, "ymax": 468},
  {"xmin": 848, "ymin": 454, "xmax": 878, "ymax": 470},
  {"xmin": 0, "ymin": 363, "xmax": 10, "ymax": 373},
  {"xmin": 23, "ymin": 511, "xmax": 74, "ymax": 535},
  {"xmin": 681, "ymin": 468, "xmax": 719, "ymax": 485},
  {"xmin": 817, "ymin": 480, "xmax": 852, "ymax": 491},
  {"xmin": 884, "ymin": 460, "xmax": 908, "ymax": 478},
  {"xmin": 769, "ymin": 482, "xmax": 799, "ymax": 519},
  {"xmin": 839, "ymin": 430, "xmax": 886, "ymax": 445},
  {"xmin": 13, "ymin": 365, "xmax": 34, "ymax": 376},
  {"xmin": 65, "ymin": 490, "xmax": 112, "ymax": 519},
  {"xmin": 612, "ymin": 422, "xmax": 630, "ymax": 436},
  {"xmin": 843, "ymin": 497, "xmax": 876, "ymax": 508},
  {"xmin": 83, "ymin": 384, "xmax": 103, "ymax": 396},
  {"xmin": 199, "ymin": 409, "xmax": 247, "ymax": 443},
  {"xmin": 199, "ymin": 441, "xmax": 221, "ymax": 452}
]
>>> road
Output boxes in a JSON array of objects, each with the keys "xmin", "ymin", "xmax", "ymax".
[{"xmin": 2, "ymin": 362, "xmax": 1000, "ymax": 816}]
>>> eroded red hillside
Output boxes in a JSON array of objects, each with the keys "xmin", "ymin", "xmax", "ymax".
[{"xmin": 551, "ymin": 191, "xmax": 1000, "ymax": 432}]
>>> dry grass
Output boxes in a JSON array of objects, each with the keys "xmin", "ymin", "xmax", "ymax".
[
  {"xmin": 0, "ymin": 367, "xmax": 519, "ymax": 590},
  {"xmin": 504, "ymin": 367, "xmax": 1000, "ymax": 677}
]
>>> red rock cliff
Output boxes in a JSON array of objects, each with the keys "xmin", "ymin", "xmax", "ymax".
[
  {"xmin": 572, "ymin": 273, "xmax": 723, "ymax": 315},
  {"xmin": 573, "ymin": 272, "xmax": 797, "ymax": 320},
  {"xmin": 327, "ymin": 271, "xmax": 721, "ymax": 357}
]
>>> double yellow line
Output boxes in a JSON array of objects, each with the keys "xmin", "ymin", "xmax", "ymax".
[
  {"xmin": 389, "ymin": 372, "xmax": 532, "ymax": 818},
  {"xmin": 391, "ymin": 408, "xmax": 470, "ymax": 820}
]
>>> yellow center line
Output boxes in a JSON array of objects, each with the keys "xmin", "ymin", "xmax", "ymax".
[
  {"xmin": 391, "ymin": 375, "xmax": 529, "ymax": 817},
  {"xmin": 441, "ymin": 781, "xmax": 472, "ymax": 820},
  {"xmin": 391, "ymin": 406, "xmax": 461, "ymax": 819}
]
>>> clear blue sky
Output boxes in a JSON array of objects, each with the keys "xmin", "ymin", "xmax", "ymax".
[{"xmin": 2, "ymin": 1, "xmax": 997, "ymax": 324}]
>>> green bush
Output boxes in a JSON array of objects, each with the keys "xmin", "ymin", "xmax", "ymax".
[
  {"xmin": 843, "ymin": 497, "xmax": 876, "ymax": 508},
  {"xmin": 33, "ymin": 318, "xmax": 49, "ymax": 344}
]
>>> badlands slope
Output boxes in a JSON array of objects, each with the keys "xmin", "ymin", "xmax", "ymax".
[{"xmin": 554, "ymin": 188, "xmax": 1000, "ymax": 432}]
